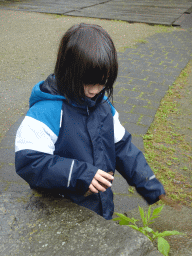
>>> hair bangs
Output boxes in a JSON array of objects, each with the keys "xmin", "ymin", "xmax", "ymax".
[
  {"xmin": 54, "ymin": 23, "xmax": 118, "ymax": 103},
  {"xmin": 80, "ymin": 32, "xmax": 114, "ymax": 86},
  {"xmin": 82, "ymin": 65, "xmax": 109, "ymax": 85}
]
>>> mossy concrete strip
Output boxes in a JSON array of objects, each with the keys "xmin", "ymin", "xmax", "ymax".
[
  {"xmin": 143, "ymin": 61, "xmax": 192, "ymax": 207},
  {"xmin": 0, "ymin": 191, "xmax": 161, "ymax": 255}
]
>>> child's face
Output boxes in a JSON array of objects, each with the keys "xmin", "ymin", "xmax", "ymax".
[{"xmin": 84, "ymin": 84, "xmax": 104, "ymax": 99}]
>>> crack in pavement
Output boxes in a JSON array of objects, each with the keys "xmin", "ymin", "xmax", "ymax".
[{"xmin": 63, "ymin": 0, "xmax": 113, "ymax": 15}]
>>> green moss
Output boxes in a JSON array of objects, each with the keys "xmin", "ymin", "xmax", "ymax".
[{"xmin": 143, "ymin": 62, "xmax": 192, "ymax": 207}]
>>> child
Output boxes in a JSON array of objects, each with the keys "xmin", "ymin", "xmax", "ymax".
[{"xmin": 15, "ymin": 23, "xmax": 167, "ymax": 220}]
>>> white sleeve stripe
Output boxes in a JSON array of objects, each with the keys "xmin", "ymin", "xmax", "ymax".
[
  {"xmin": 149, "ymin": 175, "xmax": 156, "ymax": 180},
  {"xmin": 60, "ymin": 110, "xmax": 63, "ymax": 128},
  {"xmin": 67, "ymin": 160, "xmax": 75, "ymax": 187},
  {"xmin": 113, "ymin": 111, "xmax": 125, "ymax": 143},
  {"xmin": 15, "ymin": 116, "xmax": 57, "ymax": 154}
]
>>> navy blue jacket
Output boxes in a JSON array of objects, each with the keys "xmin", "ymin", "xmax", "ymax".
[{"xmin": 15, "ymin": 74, "xmax": 165, "ymax": 220}]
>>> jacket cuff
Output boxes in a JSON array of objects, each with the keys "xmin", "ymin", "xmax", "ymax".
[{"xmin": 75, "ymin": 162, "xmax": 98, "ymax": 195}]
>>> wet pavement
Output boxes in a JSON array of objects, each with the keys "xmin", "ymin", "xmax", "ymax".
[
  {"xmin": 113, "ymin": 28, "xmax": 192, "ymax": 212},
  {"xmin": 0, "ymin": 0, "xmax": 192, "ymax": 255},
  {"xmin": 0, "ymin": 9, "xmax": 191, "ymax": 213},
  {"xmin": 1, "ymin": 0, "xmax": 192, "ymax": 25}
]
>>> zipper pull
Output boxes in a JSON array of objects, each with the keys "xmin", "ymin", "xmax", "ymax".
[{"xmin": 87, "ymin": 106, "xmax": 89, "ymax": 115}]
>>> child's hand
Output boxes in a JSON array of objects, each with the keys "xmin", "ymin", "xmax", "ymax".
[
  {"xmin": 159, "ymin": 194, "xmax": 182, "ymax": 210},
  {"xmin": 84, "ymin": 170, "xmax": 114, "ymax": 196}
]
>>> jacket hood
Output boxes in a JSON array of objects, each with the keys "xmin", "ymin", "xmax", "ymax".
[{"xmin": 29, "ymin": 74, "xmax": 105, "ymax": 109}]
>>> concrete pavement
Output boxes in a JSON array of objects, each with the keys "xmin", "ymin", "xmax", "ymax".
[
  {"xmin": 0, "ymin": 1, "xmax": 192, "ymax": 255},
  {"xmin": 1, "ymin": 0, "xmax": 192, "ymax": 25}
]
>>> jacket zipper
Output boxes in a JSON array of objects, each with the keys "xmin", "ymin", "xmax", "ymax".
[{"xmin": 87, "ymin": 106, "xmax": 89, "ymax": 115}]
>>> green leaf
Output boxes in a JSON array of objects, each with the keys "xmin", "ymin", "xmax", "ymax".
[
  {"xmin": 137, "ymin": 228, "xmax": 152, "ymax": 240},
  {"xmin": 139, "ymin": 206, "xmax": 146, "ymax": 226},
  {"xmin": 158, "ymin": 237, "xmax": 170, "ymax": 256},
  {"xmin": 114, "ymin": 212, "xmax": 130, "ymax": 220},
  {"xmin": 119, "ymin": 219, "xmax": 130, "ymax": 225},
  {"xmin": 143, "ymin": 227, "xmax": 153, "ymax": 233},
  {"xmin": 112, "ymin": 217, "xmax": 121, "ymax": 221},
  {"xmin": 114, "ymin": 212, "xmax": 129, "ymax": 220},
  {"xmin": 138, "ymin": 227, "xmax": 146, "ymax": 232},
  {"xmin": 127, "ymin": 225, "xmax": 139, "ymax": 231},
  {"xmin": 158, "ymin": 230, "xmax": 185, "ymax": 237},
  {"xmin": 152, "ymin": 205, "xmax": 164, "ymax": 217},
  {"xmin": 146, "ymin": 234, "xmax": 152, "ymax": 240},
  {"xmin": 138, "ymin": 228, "xmax": 147, "ymax": 236},
  {"xmin": 130, "ymin": 217, "xmax": 139, "ymax": 224},
  {"xmin": 149, "ymin": 216, "xmax": 159, "ymax": 220},
  {"xmin": 152, "ymin": 231, "xmax": 159, "ymax": 239},
  {"xmin": 148, "ymin": 206, "xmax": 151, "ymax": 221},
  {"xmin": 113, "ymin": 212, "xmax": 138, "ymax": 225}
]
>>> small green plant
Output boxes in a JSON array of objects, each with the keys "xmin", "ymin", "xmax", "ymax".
[
  {"xmin": 135, "ymin": 39, "xmax": 148, "ymax": 44},
  {"xmin": 128, "ymin": 186, "xmax": 134, "ymax": 193},
  {"xmin": 113, "ymin": 205, "xmax": 184, "ymax": 256}
]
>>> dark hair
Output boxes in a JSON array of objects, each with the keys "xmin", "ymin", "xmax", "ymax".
[{"xmin": 54, "ymin": 23, "xmax": 118, "ymax": 103}]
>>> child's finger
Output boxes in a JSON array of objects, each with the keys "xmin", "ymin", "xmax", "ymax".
[
  {"xmin": 107, "ymin": 171, "xmax": 114, "ymax": 181},
  {"xmin": 94, "ymin": 173, "xmax": 112, "ymax": 189},
  {"xmin": 88, "ymin": 170, "xmax": 114, "ymax": 195},
  {"xmin": 88, "ymin": 183, "xmax": 99, "ymax": 194},
  {"xmin": 91, "ymin": 177, "xmax": 107, "ymax": 192},
  {"xmin": 97, "ymin": 172, "xmax": 114, "ymax": 189},
  {"xmin": 96, "ymin": 169, "xmax": 114, "ymax": 181}
]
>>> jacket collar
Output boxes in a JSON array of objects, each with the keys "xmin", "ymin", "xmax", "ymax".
[{"xmin": 41, "ymin": 74, "xmax": 105, "ymax": 109}]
